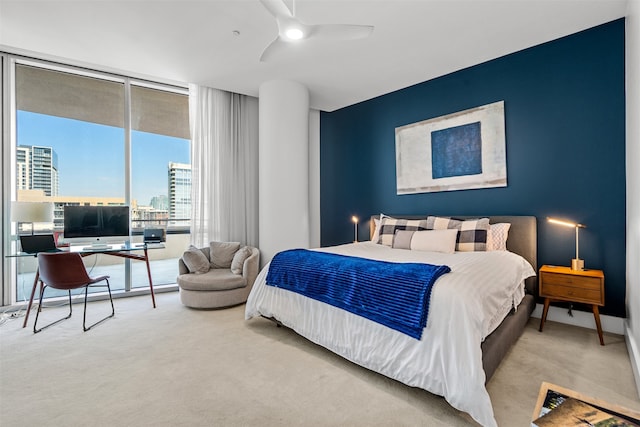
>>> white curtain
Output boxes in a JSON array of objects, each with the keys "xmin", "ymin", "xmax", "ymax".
[{"xmin": 188, "ymin": 84, "xmax": 259, "ymax": 248}]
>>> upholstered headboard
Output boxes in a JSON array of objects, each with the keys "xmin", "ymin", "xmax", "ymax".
[{"xmin": 369, "ymin": 215, "xmax": 538, "ymax": 294}]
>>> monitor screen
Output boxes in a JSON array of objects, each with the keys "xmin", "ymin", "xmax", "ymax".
[{"xmin": 63, "ymin": 205, "xmax": 130, "ymax": 243}]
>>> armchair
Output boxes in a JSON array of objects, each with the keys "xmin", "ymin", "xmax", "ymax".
[{"xmin": 177, "ymin": 245, "xmax": 260, "ymax": 309}]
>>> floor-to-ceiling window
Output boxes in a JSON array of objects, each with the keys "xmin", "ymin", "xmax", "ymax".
[
  {"xmin": 2, "ymin": 55, "xmax": 190, "ymax": 306},
  {"xmin": 129, "ymin": 83, "xmax": 190, "ymax": 290}
]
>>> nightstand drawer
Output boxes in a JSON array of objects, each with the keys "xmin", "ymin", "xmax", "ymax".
[
  {"xmin": 540, "ymin": 283, "xmax": 602, "ymax": 304},
  {"xmin": 541, "ymin": 273, "xmax": 601, "ymax": 291}
]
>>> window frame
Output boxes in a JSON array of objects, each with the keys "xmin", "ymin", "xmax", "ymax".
[{"xmin": 1, "ymin": 52, "xmax": 190, "ymax": 307}]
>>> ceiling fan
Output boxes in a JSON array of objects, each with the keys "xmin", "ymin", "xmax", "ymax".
[{"xmin": 258, "ymin": 0, "xmax": 374, "ymax": 62}]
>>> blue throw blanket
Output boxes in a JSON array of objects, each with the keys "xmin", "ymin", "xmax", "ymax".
[{"xmin": 266, "ymin": 249, "xmax": 451, "ymax": 340}]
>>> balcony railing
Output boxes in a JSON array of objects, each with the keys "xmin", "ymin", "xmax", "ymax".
[{"xmin": 13, "ymin": 223, "xmax": 191, "ymax": 302}]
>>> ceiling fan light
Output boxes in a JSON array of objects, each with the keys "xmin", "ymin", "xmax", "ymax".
[{"xmin": 285, "ymin": 27, "xmax": 304, "ymax": 40}]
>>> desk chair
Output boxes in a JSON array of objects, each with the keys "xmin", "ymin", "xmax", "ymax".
[{"xmin": 34, "ymin": 252, "xmax": 115, "ymax": 333}]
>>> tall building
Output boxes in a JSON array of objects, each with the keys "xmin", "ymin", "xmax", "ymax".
[
  {"xmin": 168, "ymin": 162, "xmax": 191, "ymax": 225},
  {"xmin": 150, "ymin": 194, "xmax": 168, "ymax": 211},
  {"xmin": 16, "ymin": 145, "xmax": 59, "ymax": 196}
]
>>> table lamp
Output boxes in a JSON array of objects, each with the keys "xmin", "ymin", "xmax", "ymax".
[
  {"xmin": 352, "ymin": 215, "xmax": 359, "ymax": 243},
  {"xmin": 548, "ymin": 217, "xmax": 586, "ymax": 271},
  {"xmin": 11, "ymin": 201, "xmax": 54, "ymax": 235}
]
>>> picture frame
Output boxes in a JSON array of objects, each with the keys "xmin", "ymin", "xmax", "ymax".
[
  {"xmin": 395, "ymin": 100, "xmax": 507, "ymax": 194},
  {"xmin": 532, "ymin": 382, "xmax": 640, "ymax": 426}
]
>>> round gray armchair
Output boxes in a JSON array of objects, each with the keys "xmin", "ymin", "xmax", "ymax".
[{"xmin": 177, "ymin": 244, "xmax": 260, "ymax": 309}]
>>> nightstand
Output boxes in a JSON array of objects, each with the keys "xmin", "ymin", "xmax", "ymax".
[{"xmin": 538, "ymin": 265, "xmax": 605, "ymax": 345}]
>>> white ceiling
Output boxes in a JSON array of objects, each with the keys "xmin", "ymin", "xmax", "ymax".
[{"xmin": 0, "ymin": 0, "xmax": 629, "ymax": 112}]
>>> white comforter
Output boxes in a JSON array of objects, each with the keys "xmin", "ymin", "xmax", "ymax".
[{"xmin": 245, "ymin": 242, "xmax": 536, "ymax": 427}]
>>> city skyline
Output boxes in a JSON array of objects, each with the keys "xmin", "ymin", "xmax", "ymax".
[{"xmin": 17, "ymin": 111, "xmax": 190, "ymax": 206}]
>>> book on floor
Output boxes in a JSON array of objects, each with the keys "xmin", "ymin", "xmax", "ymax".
[{"xmin": 532, "ymin": 397, "xmax": 640, "ymax": 427}]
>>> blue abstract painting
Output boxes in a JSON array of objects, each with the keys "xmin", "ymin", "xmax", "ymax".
[
  {"xmin": 395, "ymin": 100, "xmax": 506, "ymax": 194},
  {"xmin": 431, "ymin": 122, "xmax": 482, "ymax": 179}
]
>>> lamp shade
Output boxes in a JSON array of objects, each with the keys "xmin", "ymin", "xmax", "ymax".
[
  {"xmin": 10, "ymin": 201, "xmax": 54, "ymax": 223},
  {"xmin": 547, "ymin": 217, "xmax": 586, "ymax": 229}
]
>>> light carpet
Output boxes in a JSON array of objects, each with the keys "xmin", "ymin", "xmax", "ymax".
[{"xmin": 1, "ymin": 292, "xmax": 638, "ymax": 426}]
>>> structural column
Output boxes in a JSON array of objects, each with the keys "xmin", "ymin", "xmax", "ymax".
[{"xmin": 259, "ymin": 80, "xmax": 310, "ymax": 265}]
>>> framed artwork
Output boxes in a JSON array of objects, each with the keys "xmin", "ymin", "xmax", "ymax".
[
  {"xmin": 395, "ymin": 100, "xmax": 507, "ymax": 194},
  {"xmin": 532, "ymin": 382, "xmax": 640, "ymax": 426}
]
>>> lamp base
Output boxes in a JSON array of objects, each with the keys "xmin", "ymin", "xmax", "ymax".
[{"xmin": 571, "ymin": 258, "xmax": 585, "ymax": 271}]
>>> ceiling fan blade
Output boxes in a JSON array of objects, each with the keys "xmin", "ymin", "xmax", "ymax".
[
  {"xmin": 257, "ymin": 0, "xmax": 374, "ymax": 61},
  {"xmin": 259, "ymin": 36, "xmax": 288, "ymax": 62},
  {"xmin": 309, "ymin": 24, "xmax": 374, "ymax": 40},
  {"xmin": 259, "ymin": 0, "xmax": 292, "ymax": 19}
]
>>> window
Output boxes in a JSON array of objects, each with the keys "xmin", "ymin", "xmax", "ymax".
[
  {"xmin": 130, "ymin": 84, "xmax": 190, "ymax": 289},
  {"xmin": 3, "ymin": 56, "xmax": 190, "ymax": 305}
]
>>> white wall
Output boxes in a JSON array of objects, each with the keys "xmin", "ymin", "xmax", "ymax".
[
  {"xmin": 258, "ymin": 80, "xmax": 310, "ymax": 266},
  {"xmin": 309, "ymin": 109, "xmax": 320, "ymax": 248},
  {"xmin": 625, "ymin": 2, "xmax": 640, "ymax": 397}
]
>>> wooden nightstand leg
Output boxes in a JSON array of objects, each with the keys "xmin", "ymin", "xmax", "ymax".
[
  {"xmin": 592, "ymin": 305, "xmax": 604, "ymax": 346},
  {"xmin": 539, "ymin": 298, "xmax": 551, "ymax": 332}
]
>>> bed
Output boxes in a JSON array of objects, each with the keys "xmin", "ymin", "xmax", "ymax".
[{"xmin": 245, "ymin": 215, "xmax": 537, "ymax": 427}]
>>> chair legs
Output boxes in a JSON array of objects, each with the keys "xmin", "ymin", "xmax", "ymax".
[
  {"xmin": 83, "ymin": 278, "xmax": 115, "ymax": 331},
  {"xmin": 33, "ymin": 285, "xmax": 73, "ymax": 333},
  {"xmin": 33, "ymin": 279, "xmax": 115, "ymax": 333}
]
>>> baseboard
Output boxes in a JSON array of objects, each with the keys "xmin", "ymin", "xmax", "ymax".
[
  {"xmin": 625, "ymin": 322, "xmax": 640, "ymax": 399},
  {"xmin": 531, "ymin": 303, "xmax": 625, "ymax": 335}
]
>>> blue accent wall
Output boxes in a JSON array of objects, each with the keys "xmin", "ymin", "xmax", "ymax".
[{"xmin": 320, "ymin": 19, "xmax": 626, "ymax": 317}]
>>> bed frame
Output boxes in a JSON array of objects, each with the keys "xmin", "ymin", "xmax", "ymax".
[{"xmin": 369, "ymin": 215, "xmax": 537, "ymax": 382}]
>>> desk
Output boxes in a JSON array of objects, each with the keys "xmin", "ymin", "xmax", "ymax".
[{"xmin": 9, "ymin": 242, "xmax": 164, "ymax": 328}]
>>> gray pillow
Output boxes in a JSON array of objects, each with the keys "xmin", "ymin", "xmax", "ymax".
[
  {"xmin": 209, "ymin": 241, "xmax": 241, "ymax": 269},
  {"xmin": 182, "ymin": 245, "xmax": 210, "ymax": 274},
  {"xmin": 392, "ymin": 230, "xmax": 414, "ymax": 249},
  {"xmin": 230, "ymin": 246, "xmax": 252, "ymax": 275}
]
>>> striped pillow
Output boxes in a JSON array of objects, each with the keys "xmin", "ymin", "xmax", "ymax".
[
  {"xmin": 377, "ymin": 217, "xmax": 428, "ymax": 246},
  {"xmin": 426, "ymin": 216, "xmax": 490, "ymax": 252}
]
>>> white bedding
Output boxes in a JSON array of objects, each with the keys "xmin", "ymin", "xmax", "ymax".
[{"xmin": 245, "ymin": 242, "xmax": 536, "ymax": 427}]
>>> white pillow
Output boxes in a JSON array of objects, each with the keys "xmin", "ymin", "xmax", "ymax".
[
  {"xmin": 487, "ymin": 223, "xmax": 511, "ymax": 251},
  {"xmin": 370, "ymin": 213, "xmax": 392, "ymax": 243},
  {"xmin": 371, "ymin": 218, "xmax": 381, "ymax": 242},
  {"xmin": 410, "ymin": 229, "xmax": 458, "ymax": 254},
  {"xmin": 230, "ymin": 246, "xmax": 252, "ymax": 275}
]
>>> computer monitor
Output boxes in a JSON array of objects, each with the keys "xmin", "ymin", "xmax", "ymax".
[{"xmin": 63, "ymin": 205, "xmax": 130, "ymax": 246}]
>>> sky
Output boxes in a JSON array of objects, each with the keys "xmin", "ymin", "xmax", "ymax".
[{"xmin": 17, "ymin": 111, "xmax": 190, "ymax": 206}]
